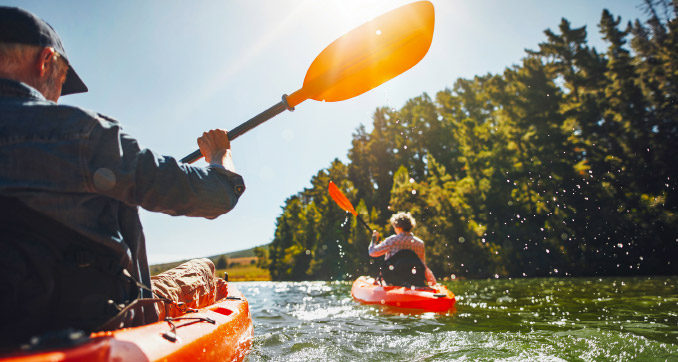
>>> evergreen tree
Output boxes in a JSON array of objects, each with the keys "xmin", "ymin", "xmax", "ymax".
[
  {"xmin": 215, "ymin": 255, "xmax": 228, "ymax": 270},
  {"xmin": 265, "ymin": 4, "xmax": 678, "ymax": 280}
]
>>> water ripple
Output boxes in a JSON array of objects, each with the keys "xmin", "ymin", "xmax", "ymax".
[{"xmin": 238, "ymin": 277, "xmax": 678, "ymax": 361}]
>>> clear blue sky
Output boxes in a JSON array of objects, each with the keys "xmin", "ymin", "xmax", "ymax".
[{"xmin": 3, "ymin": 0, "xmax": 645, "ymax": 264}]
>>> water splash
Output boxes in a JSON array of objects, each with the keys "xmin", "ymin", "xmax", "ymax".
[
  {"xmin": 340, "ymin": 214, "xmax": 350, "ymax": 227},
  {"xmin": 241, "ymin": 277, "xmax": 678, "ymax": 361}
]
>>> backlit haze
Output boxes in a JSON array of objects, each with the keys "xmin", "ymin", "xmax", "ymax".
[{"xmin": 3, "ymin": 0, "xmax": 645, "ymax": 264}]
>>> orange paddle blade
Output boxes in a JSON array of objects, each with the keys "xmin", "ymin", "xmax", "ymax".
[
  {"xmin": 328, "ymin": 181, "xmax": 357, "ymax": 215},
  {"xmin": 287, "ymin": 1, "xmax": 435, "ymax": 107}
]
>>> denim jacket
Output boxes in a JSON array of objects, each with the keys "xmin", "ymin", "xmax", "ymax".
[{"xmin": 0, "ymin": 78, "xmax": 245, "ymax": 300}]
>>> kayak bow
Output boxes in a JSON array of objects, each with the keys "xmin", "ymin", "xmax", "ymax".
[
  {"xmin": 0, "ymin": 285, "xmax": 252, "ymax": 362},
  {"xmin": 351, "ymin": 276, "xmax": 455, "ymax": 313}
]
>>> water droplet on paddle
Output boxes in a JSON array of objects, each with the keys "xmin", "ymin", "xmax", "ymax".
[{"xmin": 388, "ymin": 265, "xmax": 394, "ymax": 270}]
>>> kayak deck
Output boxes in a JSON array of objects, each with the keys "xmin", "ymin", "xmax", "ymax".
[
  {"xmin": 0, "ymin": 284, "xmax": 252, "ymax": 362},
  {"xmin": 351, "ymin": 276, "xmax": 455, "ymax": 312}
]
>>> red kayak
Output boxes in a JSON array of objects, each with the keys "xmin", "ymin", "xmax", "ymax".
[
  {"xmin": 0, "ymin": 284, "xmax": 252, "ymax": 362},
  {"xmin": 351, "ymin": 276, "xmax": 455, "ymax": 312}
]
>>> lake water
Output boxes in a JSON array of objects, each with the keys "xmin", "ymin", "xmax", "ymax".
[{"xmin": 237, "ymin": 277, "xmax": 677, "ymax": 361}]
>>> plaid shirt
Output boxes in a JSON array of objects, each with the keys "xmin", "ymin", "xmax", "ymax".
[
  {"xmin": 369, "ymin": 232, "xmax": 426, "ymax": 262},
  {"xmin": 368, "ymin": 232, "xmax": 436, "ymax": 284}
]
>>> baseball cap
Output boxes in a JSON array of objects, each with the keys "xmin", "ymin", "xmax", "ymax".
[{"xmin": 0, "ymin": 6, "xmax": 88, "ymax": 95}]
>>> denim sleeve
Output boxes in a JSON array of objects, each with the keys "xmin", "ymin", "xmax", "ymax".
[{"xmin": 83, "ymin": 115, "xmax": 245, "ymax": 219}]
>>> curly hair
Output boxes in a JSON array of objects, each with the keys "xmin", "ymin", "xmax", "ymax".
[{"xmin": 389, "ymin": 212, "xmax": 416, "ymax": 232}]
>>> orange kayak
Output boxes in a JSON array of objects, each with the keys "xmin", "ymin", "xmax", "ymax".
[
  {"xmin": 0, "ymin": 284, "xmax": 252, "ymax": 362},
  {"xmin": 351, "ymin": 276, "xmax": 455, "ymax": 312}
]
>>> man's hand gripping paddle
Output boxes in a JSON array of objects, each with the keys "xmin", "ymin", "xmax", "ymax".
[
  {"xmin": 181, "ymin": 1, "xmax": 435, "ymax": 163},
  {"xmin": 328, "ymin": 181, "xmax": 372, "ymax": 233}
]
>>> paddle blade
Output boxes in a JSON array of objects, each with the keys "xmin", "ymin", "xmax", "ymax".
[
  {"xmin": 328, "ymin": 181, "xmax": 357, "ymax": 216},
  {"xmin": 287, "ymin": 1, "xmax": 435, "ymax": 107}
]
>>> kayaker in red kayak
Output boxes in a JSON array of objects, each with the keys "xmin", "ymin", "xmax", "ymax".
[
  {"xmin": 0, "ymin": 7, "xmax": 245, "ymax": 348},
  {"xmin": 369, "ymin": 212, "xmax": 437, "ymax": 287}
]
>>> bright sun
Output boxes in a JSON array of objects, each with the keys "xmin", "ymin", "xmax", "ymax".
[{"xmin": 314, "ymin": 0, "xmax": 413, "ymax": 34}]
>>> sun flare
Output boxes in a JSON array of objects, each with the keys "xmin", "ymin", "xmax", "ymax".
[{"xmin": 313, "ymin": 0, "xmax": 414, "ymax": 34}]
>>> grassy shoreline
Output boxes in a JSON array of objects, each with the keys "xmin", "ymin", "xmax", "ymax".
[
  {"xmin": 216, "ymin": 264, "xmax": 270, "ymax": 281},
  {"xmin": 152, "ymin": 256, "xmax": 270, "ymax": 281}
]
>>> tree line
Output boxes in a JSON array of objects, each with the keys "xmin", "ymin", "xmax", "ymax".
[{"xmin": 263, "ymin": 3, "xmax": 678, "ymax": 281}]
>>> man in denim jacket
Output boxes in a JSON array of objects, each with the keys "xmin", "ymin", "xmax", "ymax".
[{"xmin": 0, "ymin": 7, "xmax": 245, "ymax": 345}]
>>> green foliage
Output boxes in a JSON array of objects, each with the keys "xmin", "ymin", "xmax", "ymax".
[
  {"xmin": 267, "ymin": 5, "xmax": 678, "ymax": 280},
  {"xmin": 215, "ymin": 255, "xmax": 228, "ymax": 270},
  {"xmin": 253, "ymin": 246, "xmax": 269, "ymax": 269}
]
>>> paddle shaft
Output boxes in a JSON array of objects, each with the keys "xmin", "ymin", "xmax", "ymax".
[
  {"xmin": 355, "ymin": 213, "xmax": 372, "ymax": 232},
  {"xmin": 180, "ymin": 95, "xmax": 293, "ymax": 164},
  {"xmin": 180, "ymin": 2, "xmax": 433, "ymax": 164}
]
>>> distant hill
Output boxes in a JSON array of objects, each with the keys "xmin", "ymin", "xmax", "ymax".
[
  {"xmin": 150, "ymin": 244, "xmax": 269, "ymax": 275},
  {"xmin": 215, "ymin": 247, "xmax": 259, "ymax": 259}
]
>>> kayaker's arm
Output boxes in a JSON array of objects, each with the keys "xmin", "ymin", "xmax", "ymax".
[
  {"xmin": 419, "ymin": 243, "xmax": 437, "ymax": 285},
  {"xmin": 197, "ymin": 129, "xmax": 237, "ymax": 174},
  {"xmin": 371, "ymin": 230, "xmax": 380, "ymax": 244},
  {"xmin": 368, "ymin": 235, "xmax": 394, "ymax": 257},
  {"xmin": 84, "ymin": 117, "xmax": 245, "ymax": 219}
]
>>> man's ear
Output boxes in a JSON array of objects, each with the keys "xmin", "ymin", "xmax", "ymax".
[{"xmin": 36, "ymin": 47, "xmax": 57, "ymax": 77}]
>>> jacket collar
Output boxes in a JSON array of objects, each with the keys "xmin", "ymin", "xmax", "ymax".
[{"xmin": 0, "ymin": 78, "xmax": 46, "ymax": 101}]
